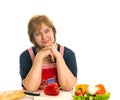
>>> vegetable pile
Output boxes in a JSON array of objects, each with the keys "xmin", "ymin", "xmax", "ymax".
[{"xmin": 73, "ymin": 84, "xmax": 110, "ymax": 100}]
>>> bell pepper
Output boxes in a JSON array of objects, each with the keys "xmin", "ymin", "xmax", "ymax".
[
  {"xmin": 44, "ymin": 83, "xmax": 59, "ymax": 96},
  {"xmin": 75, "ymin": 84, "xmax": 89, "ymax": 94},
  {"xmin": 95, "ymin": 84, "xmax": 106, "ymax": 94}
]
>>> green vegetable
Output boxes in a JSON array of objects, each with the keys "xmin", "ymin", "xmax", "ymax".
[{"xmin": 73, "ymin": 92, "xmax": 110, "ymax": 100}]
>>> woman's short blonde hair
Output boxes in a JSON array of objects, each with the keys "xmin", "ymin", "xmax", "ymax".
[{"xmin": 28, "ymin": 15, "xmax": 56, "ymax": 47}]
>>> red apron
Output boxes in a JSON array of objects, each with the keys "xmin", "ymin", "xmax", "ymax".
[{"xmin": 23, "ymin": 45, "xmax": 64, "ymax": 90}]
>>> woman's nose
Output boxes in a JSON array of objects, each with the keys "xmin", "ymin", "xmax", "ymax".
[{"xmin": 41, "ymin": 33, "xmax": 46, "ymax": 40}]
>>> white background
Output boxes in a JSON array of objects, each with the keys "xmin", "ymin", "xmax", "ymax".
[{"xmin": 0, "ymin": 0, "xmax": 120, "ymax": 99}]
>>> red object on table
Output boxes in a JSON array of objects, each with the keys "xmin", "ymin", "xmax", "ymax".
[{"xmin": 44, "ymin": 83, "xmax": 59, "ymax": 96}]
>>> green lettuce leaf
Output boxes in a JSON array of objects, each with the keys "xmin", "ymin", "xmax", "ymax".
[{"xmin": 73, "ymin": 92, "xmax": 110, "ymax": 100}]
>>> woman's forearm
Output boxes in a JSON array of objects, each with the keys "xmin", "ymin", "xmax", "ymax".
[
  {"xmin": 23, "ymin": 56, "xmax": 43, "ymax": 92},
  {"xmin": 56, "ymin": 53, "xmax": 77, "ymax": 91}
]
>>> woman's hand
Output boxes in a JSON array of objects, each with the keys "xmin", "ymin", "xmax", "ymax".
[
  {"xmin": 36, "ymin": 43, "xmax": 59, "ymax": 63},
  {"xmin": 50, "ymin": 43, "xmax": 59, "ymax": 57},
  {"xmin": 36, "ymin": 47, "xmax": 54, "ymax": 63}
]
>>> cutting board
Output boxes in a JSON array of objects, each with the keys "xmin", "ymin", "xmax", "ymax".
[{"xmin": 34, "ymin": 90, "xmax": 73, "ymax": 100}]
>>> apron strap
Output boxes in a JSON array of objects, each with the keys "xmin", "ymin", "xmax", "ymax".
[
  {"xmin": 28, "ymin": 47, "xmax": 34, "ymax": 62},
  {"xmin": 28, "ymin": 45, "xmax": 64, "ymax": 62},
  {"xmin": 60, "ymin": 45, "xmax": 64, "ymax": 56}
]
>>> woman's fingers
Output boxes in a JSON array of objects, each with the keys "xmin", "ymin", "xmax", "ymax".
[
  {"xmin": 40, "ymin": 48, "xmax": 55, "ymax": 62},
  {"xmin": 49, "ymin": 53, "xmax": 55, "ymax": 62},
  {"xmin": 40, "ymin": 43, "xmax": 57, "ymax": 62}
]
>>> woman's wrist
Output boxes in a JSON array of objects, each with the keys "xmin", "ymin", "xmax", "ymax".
[{"xmin": 55, "ymin": 51, "xmax": 62, "ymax": 59}]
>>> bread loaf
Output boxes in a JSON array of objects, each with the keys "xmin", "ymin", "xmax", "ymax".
[{"xmin": 0, "ymin": 90, "xmax": 26, "ymax": 100}]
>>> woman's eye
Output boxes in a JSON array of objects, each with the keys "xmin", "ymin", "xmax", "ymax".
[
  {"xmin": 44, "ymin": 29, "xmax": 49, "ymax": 33},
  {"xmin": 35, "ymin": 32, "xmax": 41, "ymax": 36}
]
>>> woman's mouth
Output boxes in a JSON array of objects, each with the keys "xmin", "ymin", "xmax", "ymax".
[
  {"xmin": 42, "ymin": 40, "xmax": 50, "ymax": 44},
  {"xmin": 42, "ymin": 40, "xmax": 50, "ymax": 46}
]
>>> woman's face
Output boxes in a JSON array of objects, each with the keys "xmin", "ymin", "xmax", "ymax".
[{"xmin": 33, "ymin": 23, "xmax": 55, "ymax": 48}]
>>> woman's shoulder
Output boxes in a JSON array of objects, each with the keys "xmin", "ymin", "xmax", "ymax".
[
  {"xmin": 58, "ymin": 43, "xmax": 75, "ymax": 54},
  {"xmin": 20, "ymin": 46, "xmax": 36, "ymax": 57},
  {"xmin": 58, "ymin": 44, "xmax": 76, "ymax": 61},
  {"xmin": 64, "ymin": 46, "xmax": 75, "ymax": 56}
]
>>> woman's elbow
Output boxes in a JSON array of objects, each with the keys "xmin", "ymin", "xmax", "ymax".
[
  {"xmin": 22, "ymin": 80, "xmax": 39, "ymax": 92},
  {"xmin": 62, "ymin": 80, "xmax": 77, "ymax": 91}
]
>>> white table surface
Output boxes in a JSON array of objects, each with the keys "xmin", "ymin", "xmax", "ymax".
[{"xmin": 19, "ymin": 90, "xmax": 73, "ymax": 100}]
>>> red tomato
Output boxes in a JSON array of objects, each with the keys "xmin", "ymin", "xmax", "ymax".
[
  {"xmin": 95, "ymin": 84, "xmax": 106, "ymax": 94},
  {"xmin": 75, "ymin": 91, "xmax": 84, "ymax": 96}
]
